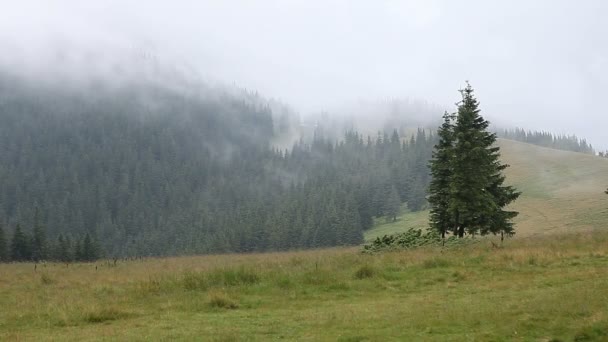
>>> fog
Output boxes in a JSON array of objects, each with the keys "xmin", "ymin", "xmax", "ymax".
[{"xmin": 1, "ymin": 0, "xmax": 606, "ymax": 149}]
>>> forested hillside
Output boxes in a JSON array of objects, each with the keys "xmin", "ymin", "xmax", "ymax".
[{"xmin": 0, "ymin": 73, "xmax": 433, "ymax": 259}]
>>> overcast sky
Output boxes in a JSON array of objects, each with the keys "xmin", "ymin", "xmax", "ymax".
[{"xmin": 1, "ymin": 0, "xmax": 606, "ymax": 148}]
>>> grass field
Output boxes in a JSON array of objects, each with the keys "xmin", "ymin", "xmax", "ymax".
[
  {"xmin": 2, "ymin": 140, "xmax": 608, "ymax": 341},
  {"xmin": 1, "ymin": 230, "xmax": 608, "ymax": 341}
]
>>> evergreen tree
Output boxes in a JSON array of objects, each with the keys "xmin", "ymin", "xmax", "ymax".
[
  {"xmin": 436, "ymin": 83, "xmax": 520, "ymax": 238},
  {"xmin": 428, "ymin": 112, "xmax": 456, "ymax": 240},
  {"xmin": 53, "ymin": 234, "xmax": 72, "ymax": 262},
  {"xmin": 449, "ymin": 83, "xmax": 494, "ymax": 237},
  {"xmin": 82, "ymin": 233, "xmax": 100, "ymax": 262},
  {"xmin": 11, "ymin": 224, "xmax": 31, "ymax": 261},
  {"xmin": 0, "ymin": 223, "xmax": 8, "ymax": 262},
  {"xmin": 31, "ymin": 208, "xmax": 47, "ymax": 261},
  {"xmin": 384, "ymin": 186, "xmax": 401, "ymax": 222},
  {"xmin": 73, "ymin": 238, "xmax": 84, "ymax": 262},
  {"xmin": 483, "ymin": 162, "xmax": 521, "ymax": 240}
]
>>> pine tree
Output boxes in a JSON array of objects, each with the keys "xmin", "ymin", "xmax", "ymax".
[
  {"xmin": 73, "ymin": 238, "xmax": 84, "ymax": 262},
  {"xmin": 31, "ymin": 208, "xmax": 47, "ymax": 261},
  {"xmin": 0, "ymin": 223, "xmax": 8, "ymax": 262},
  {"xmin": 82, "ymin": 233, "xmax": 100, "ymax": 262},
  {"xmin": 53, "ymin": 234, "xmax": 72, "ymax": 262},
  {"xmin": 483, "ymin": 163, "xmax": 521, "ymax": 240},
  {"xmin": 384, "ymin": 186, "xmax": 401, "ymax": 222},
  {"xmin": 428, "ymin": 112, "xmax": 456, "ymax": 240},
  {"xmin": 11, "ymin": 224, "xmax": 31, "ymax": 261},
  {"xmin": 433, "ymin": 83, "xmax": 520, "ymax": 238}
]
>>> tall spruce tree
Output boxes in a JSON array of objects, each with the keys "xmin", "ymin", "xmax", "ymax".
[
  {"xmin": 384, "ymin": 186, "xmax": 401, "ymax": 222},
  {"xmin": 428, "ymin": 112, "xmax": 456, "ymax": 240},
  {"xmin": 32, "ymin": 208, "xmax": 47, "ymax": 261},
  {"xmin": 53, "ymin": 234, "xmax": 72, "ymax": 262},
  {"xmin": 82, "ymin": 233, "xmax": 100, "ymax": 262},
  {"xmin": 0, "ymin": 223, "xmax": 8, "ymax": 262},
  {"xmin": 430, "ymin": 83, "xmax": 520, "ymax": 238},
  {"xmin": 11, "ymin": 224, "xmax": 31, "ymax": 261}
]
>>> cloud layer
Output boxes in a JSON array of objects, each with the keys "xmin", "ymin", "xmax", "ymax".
[{"xmin": 1, "ymin": 0, "xmax": 606, "ymax": 148}]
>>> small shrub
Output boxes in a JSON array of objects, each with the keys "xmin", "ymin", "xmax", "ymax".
[
  {"xmin": 354, "ymin": 265, "xmax": 376, "ymax": 279},
  {"xmin": 362, "ymin": 228, "xmax": 441, "ymax": 253},
  {"xmin": 362, "ymin": 229, "xmax": 478, "ymax": 253}
]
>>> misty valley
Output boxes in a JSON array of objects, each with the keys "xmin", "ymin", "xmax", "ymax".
[{"xmin": 1, "ymin": 1, "xmax": 608, "ymax": 341}]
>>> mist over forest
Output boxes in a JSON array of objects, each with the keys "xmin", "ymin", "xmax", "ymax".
[
  {"xmin": 0, "ymin": 1, "xmax": 606, "ymax": 259},
  {"xmin": 0, "ymin": 65, "xmax": 438, "ymax": 257}
]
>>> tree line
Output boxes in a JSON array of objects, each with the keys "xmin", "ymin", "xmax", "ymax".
[
  {"xmin": 0, "ymin": 217, "xmax": 101, "ymax": 263},
  {"xmin": 499, "ymin": 128, "xmax": 594, "ymax": 154}
]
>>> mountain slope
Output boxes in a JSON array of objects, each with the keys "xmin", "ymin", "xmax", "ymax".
[
  {"xmin": 366, "ymin": 139, "xmax": 608, "ymax": 240},
  {"xmin": 500, "ymin": 139, "xmax": 608, "ymax": 237},
  {"xmin": 0, "ymin": 73, "xmax": 436, "ymax": 258}
]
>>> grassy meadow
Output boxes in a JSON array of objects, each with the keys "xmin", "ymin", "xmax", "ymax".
[
  {"xmin": 2, "ymin": 139, "xmax": 608, "ymax": 341},
  {"xmin": 1, "ymin": 230, "xmax": 608, "ymax": 341}
]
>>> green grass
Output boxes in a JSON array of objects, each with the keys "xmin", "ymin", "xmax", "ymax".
[
  {"xmin": 364, "ymin": 210, "xmax": 429, "ymax": 241},
  {"xmin": 1, "ymin": 231, "xmax": 608, "ymax": 341},
  {"xmin": 500, "ymin": 139, "xmax": 608, "ymax": 236}
]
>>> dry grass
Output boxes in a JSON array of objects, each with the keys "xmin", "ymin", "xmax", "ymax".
[{"xmin": 1, "ymin": 230, "xmax": 608, "ymax": 341}]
